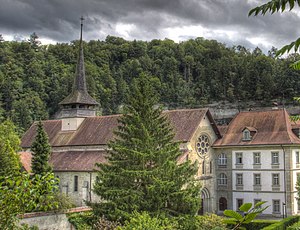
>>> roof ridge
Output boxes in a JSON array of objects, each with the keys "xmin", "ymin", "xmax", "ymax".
[{"xmin": 238, "ymin": 108, "xmax": 284, "ymax": 114}]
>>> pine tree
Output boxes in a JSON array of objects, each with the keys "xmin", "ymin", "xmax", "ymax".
[
  {"xmin": 31, "ymin": 121, "xmax": 52, "ymax": 174},
  {"xmin": 0, "ymin": 120, "xmax": 21, "ymax": 177},
  {"xmin": 93, "ymin": 74, "xmax": 201, "ymax": 221}
]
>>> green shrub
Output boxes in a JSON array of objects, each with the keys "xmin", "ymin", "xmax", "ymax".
[
  {"xmin": 242, "ymin": 219, "xmax": 278, "ymax": 229},
  {"xmin": 53, "ymin": 192, "xmax": 75, "ymax": 211},
  {"xmin": 67, "ymin": 211, "xmax": 93, "ymax": 230},
  {"xmin": 117, "ymin": 211, "xmax": 177, "ymax": 230},
  {"xmin": 262, "ymin": 216, "xmax": 300, "ymax": 230},
  {"xmin": 287, "ymin": 221, "xmax": 300, "ymax": 230},
  {"xmin": 93, "ymin": 216, "xmax": 121, "ymax": 230},
  {"xmin": 176, "ymin": 214, "xmax": 227, "ymax": 230}
]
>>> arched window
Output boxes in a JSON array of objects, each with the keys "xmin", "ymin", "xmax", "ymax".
[
  {"xmin": 218, "ymin": 173, "xmax": 227, "ymax": 185},
  {"xmin": 202, "ymin": 161, "xmax": 206, "ymax": 174},
  {"xmin": 218, "ymin": 153, "xmax": 227, "ymax": 167},
  {"xmin": 219, "ymin": 197, "xmax": 227, "ymax": 211}
]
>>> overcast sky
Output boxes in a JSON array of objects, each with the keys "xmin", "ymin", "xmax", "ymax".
[{"xmin": 1, "ymin": 0, "xmax": 299, "ymax": 53}]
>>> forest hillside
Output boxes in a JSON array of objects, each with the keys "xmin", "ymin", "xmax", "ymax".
[{"xmin": 1, "ymin": 35, "xmax": 300, "ymax": 131}]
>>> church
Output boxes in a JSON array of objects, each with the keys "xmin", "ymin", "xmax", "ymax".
[{"xmin": 20, "ymin": 21, "xmax": 300, "ymax": 217}]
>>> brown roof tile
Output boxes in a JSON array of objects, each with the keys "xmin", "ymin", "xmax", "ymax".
[
  {"xmin": 50, "ymin": 150, "xmax": 107, "ymax": 171},
  {"xmin": 19, "ymin": 150, "xmax": 107, "ymax": 172},
  {"xmin": 214, "ymin": 109, "xmax": 300, "ymax": 147},
  {"xmin": 164, "ymin": 109, "xmax": 208, "ymax": 142},
  {"xmin": 21, "ymin": 109, "xmax": 212, "ymax": 148},
  {"xmin": 19, "ymin": 151, "xmax": 32, "ymax": 172}
]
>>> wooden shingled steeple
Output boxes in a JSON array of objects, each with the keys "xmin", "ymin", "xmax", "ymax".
[{"xmin": 59, "ymin": 17, "xmax": 99, "ymax": 118}]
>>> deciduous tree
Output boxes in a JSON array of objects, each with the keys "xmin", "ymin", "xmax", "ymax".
[{"xmin": 0, "ymin": 120, "xmax": 21, "ymax": 177}]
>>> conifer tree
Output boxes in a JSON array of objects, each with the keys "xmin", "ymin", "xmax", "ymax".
[
  {"xmin": 93, "ymin": 74, "xmax": 201, "ymax": 221},
  {"xmin": 0, "ymin": 120, "xmax": 21, "ymax": 177},
  {"xmin": 31, "ymin": 121, "xmax": 52, "ymax": 174}
]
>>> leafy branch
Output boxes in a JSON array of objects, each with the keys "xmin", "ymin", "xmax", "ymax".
[
  {"xmin": 223, "ymin": 201, "xmax": 269, "ymax": 230},
  {"xmin": 249, "ymin": 0, "xmax": 300, "ymax": 57}
]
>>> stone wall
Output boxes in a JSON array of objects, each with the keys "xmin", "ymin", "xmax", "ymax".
[
  {"xmin": 20, "ymin": 207, "xmax": 91, "ymax": 230},
  {"xmin": 55, "ymin": 171, "xmax": 100, "ymax": 207}
]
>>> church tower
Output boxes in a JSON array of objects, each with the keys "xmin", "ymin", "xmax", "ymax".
[{"xmin": 58, "ymin": 17, "xmax": 99, "ymax": 131}]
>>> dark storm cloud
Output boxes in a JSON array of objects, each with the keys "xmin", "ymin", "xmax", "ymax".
[{"xmin": 0, "ymin": 0, "xmax": 299, "ymax": 51}]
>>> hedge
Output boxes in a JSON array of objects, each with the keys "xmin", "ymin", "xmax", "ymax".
[
  {"xmin": 262, "ymin": 216, "xmax": 300, "ymax": 230},
  {"xmin": 287, "ymin": 221, "xmax": 300, "ymax": 230},
  {"xmin": 67, "ymin": 211, "xmax": 93, "ymax": 230},
  {"xmin": 243, "ymin": 219, "xmax": 279, "ymax": 230}
]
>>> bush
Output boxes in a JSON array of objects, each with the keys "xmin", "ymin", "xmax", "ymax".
[
  {"xmin": 242, "ymin": 219, "xmax": 278, "ymax": 229},
  {"xmin": 287, "ymin": 221, "xmax": 300, "ymax": 230},
  {"xmin": 93, "ymin": 216, "xmax": 121, "ymax": 230},
  {"xmin": 117, "ymin": 211, "xmax": 177, "ymax": 230},
  {"xmin": 67, "ymin": 211, "xmax": 93, "ymax": 230},
  {"xmin": 53, "ymin": 193, "xmax": 75, "ymax": 211},
  {"xmin": 262, "ymin": 216, "xmax": 300, "ymax": 230},
  {"xmin": 176, "ymin": 214, "xmax": 227, "ymax": 230}
]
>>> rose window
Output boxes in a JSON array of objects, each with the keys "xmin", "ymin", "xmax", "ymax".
[{"xmin": 196, "ymin": 135, "xmax": 210, "ymax": 155}]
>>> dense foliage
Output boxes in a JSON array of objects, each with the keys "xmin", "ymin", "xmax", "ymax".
[
  {"xmin": 118, "ymin": 212, "xmax": 176, "ymax": 230},
  {"xmin": 0, "ymin": 172, "xmax": 59, "ymax": 229},
  {"xmin": 93, "ymin": 75, "xmax": 201, "ymax": 221},
  {"xmin": 1, "ymin": 35, "xmax": 300, "ymax": 131},
  {"xmin": 0, "ymin": 120, "xmax": 21, "ymax": 176},
  {"xmin": 31, "ymin": 120, "xmax": 52, "ymax": 175},
  {"xmin": 262, "ymin": 215, "xmax": 300, "ymax": 230}
]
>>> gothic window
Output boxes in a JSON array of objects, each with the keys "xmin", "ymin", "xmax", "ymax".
[
  {"xmin": 218, "ymin": 153, "xmax": 227, "ymax": 167},
  {"xmin": 218, "ymin": 173, "xmax": 227, "ymax": 185},
  {"xmin": 196, "ymin": 134, "xmax": 210, "ymax": 155},
  {"xmin": 74, "ymin": 175, "xmax": 78, "ymax": 192},
  {"xmin": 202, "ymin": 161, "xmax": 206, "ymax": 174}
]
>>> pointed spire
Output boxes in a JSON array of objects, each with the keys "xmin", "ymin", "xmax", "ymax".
[
  {"xmin": 73, "ymin": 16, "xmax": 87, "ymax": 92},
  {"xmin": 59, "ymin": 17, "xmax": 99, "ymax": 106}
]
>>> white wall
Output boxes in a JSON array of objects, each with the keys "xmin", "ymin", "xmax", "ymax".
[
  {"xmin": 233, "ymin": 192, "xmax": 284, "ymax": 215},
  {"xmin": 232, "ymin": 148, "xmax": 285, "ymax": 215},
  {"xmin": 232, "ymin": 149, "xmax": 284, "ymax": 170}
]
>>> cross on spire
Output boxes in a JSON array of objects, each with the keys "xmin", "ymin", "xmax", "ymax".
[{"xmin": 80, "ymin": 16, "xmax": 84, "ymax": 41}]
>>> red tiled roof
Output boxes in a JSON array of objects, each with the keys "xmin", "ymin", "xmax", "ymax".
[
  {"xmin": 50, "ymin": 150, "xmax": 107, "ymax": 171},
  {"xmin": 214, "ymin": 109, "xmax": 300, "ymax": 147},
  {"xmin": 19, "ymin": 151, "xmax": 32, "ymax": 172},
  {"xmin": 217, "ymin": 125, "xmax": 228, "ymax": 136},
  {"xmin": 19, "ymin": 150, "xmax": 107, "ymax": 172},
  {"xmin": 21, "ymin": 109, "xmax": 212, "ymax": 148}
]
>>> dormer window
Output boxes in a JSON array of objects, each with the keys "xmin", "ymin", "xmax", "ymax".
[
  {"xmin": 242, "ymin": 127, "xmax": 257, "ymax": 141},
  {"xmin": 243, "ymin": 129, "xmax": 251, "ymax": 141}
]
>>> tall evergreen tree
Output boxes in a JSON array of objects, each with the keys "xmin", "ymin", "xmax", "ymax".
[
  {"xmin": 93, "ymin": 74, "xmax": 201, "ymax": 221},
  {"xmin": 31, "ymin": 121, "xmax": 52, "ymax": 174},
  {"xmin": 0, "ymin": 120, "xmax": 21, "ymax": 177}
]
